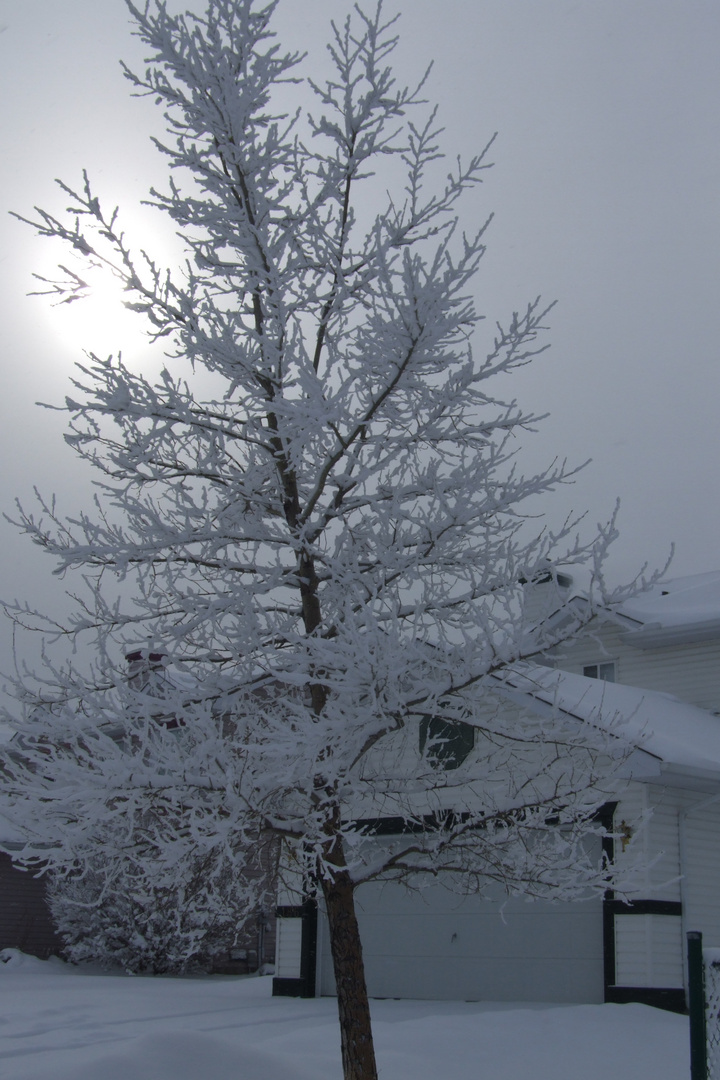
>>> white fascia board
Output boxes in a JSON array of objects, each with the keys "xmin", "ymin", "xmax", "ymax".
[
  {"xmin": 616, "ymin": 749, "xmax": 664, "ymax": 782},
  {"xmin": 651, "ymin": 762, "xmax": 720, "ymax": 793},
  {"xmin": 532, "ymin": 595, "xmax": 643, "ymax": 643},
  {"xmin": 621, "ymin": 618, "xmax": 720, "ymax": 650}
]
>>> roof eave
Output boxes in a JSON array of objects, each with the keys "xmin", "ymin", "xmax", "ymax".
[
  {"xmin": 621, "ymin": 617, "xmax": 720, "ymax": 650},
  {"xmin": 643, "ymin": 761, "xmax": 720, "ymax": 793}
]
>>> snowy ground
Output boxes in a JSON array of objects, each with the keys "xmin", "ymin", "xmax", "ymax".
[{"xmin": 0, "ymin": 950, "xmax": 689, "ymax": 1080}]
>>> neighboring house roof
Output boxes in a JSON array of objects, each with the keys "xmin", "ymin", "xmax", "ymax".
[
  {"xmin": 611, "ymin": 572, "xmax": 720, "ymax": 648},
  {"xmin": 556, "ymin": 572, "xmax": 720, "ymax": 649},
  {"xmin": 615, "ymin": 571, "xmax": 720, "ymax": 626},
  {"xmin": 490, "ymin": 663, "xmax": 720, "ymax": 790}
]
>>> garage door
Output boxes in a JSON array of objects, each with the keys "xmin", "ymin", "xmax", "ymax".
[{"xmin": 317, "ymin": 868, "xmax": 604, "ymax": 1004}]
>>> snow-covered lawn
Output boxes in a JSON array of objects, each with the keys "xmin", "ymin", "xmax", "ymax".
[{"xmin": 0, "ymin": 950, "xmax": 688, "ymax": 1080}]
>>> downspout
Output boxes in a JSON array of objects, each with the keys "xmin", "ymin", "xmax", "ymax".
[{"xmin": 679, "ymin": 790, "xmax": 720, "ymax": 994}]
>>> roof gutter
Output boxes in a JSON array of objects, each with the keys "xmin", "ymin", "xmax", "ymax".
[
  {"xmin": 651, "ymin": 762, "xmax": 720, "ymax": 791},
  {"xmin": 621, "ymin": 617, "xmax": 720, "ymax": 650}
]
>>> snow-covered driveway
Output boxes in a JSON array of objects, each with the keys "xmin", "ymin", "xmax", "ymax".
[{"xmin": 0, "ymin": 952, "xmax": 688, "ymax": 1080}]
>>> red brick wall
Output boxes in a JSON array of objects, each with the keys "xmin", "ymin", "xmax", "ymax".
[{"xmin": 0, "ymin": 854, "xmax": 62, "ymax": 959}]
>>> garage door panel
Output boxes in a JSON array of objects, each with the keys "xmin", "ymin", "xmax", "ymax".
[
  {"xmin": 361, "ymin": 954, "xmax": 604, "ymax": 1003},
  {"xmin": 353, "ymin": 908, "xmax": 601, "ymax": 961}
]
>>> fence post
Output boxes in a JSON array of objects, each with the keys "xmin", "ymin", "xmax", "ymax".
[{"xmin": 688, "ymin": 931, "xmax": 707, "ymax": 1080}]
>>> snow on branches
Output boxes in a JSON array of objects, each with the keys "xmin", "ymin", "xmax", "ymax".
[{"xmin": 1, "ymin": 3, "xmax": 655, "ymax": 1077}]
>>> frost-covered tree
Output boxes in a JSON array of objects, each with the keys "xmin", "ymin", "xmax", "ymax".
[{"xmin": 1, "ymin": 3, "xmax": 652, "ymax": 1079}]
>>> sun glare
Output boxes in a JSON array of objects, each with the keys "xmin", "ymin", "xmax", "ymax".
[{"xmin": 42, "ymin": 262, "xmax": 155, "ymax": 361}]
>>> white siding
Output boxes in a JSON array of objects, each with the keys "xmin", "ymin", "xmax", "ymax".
[
  {"xmin": 682, "ymin": 796, "xmax": 720, "ymax": 950},
  {"xmin": 612, "ymin": 784, "xmax": 651, "ymax": 897},
  {"xmin": 550, "ymin": 623, "xmax": 720, "ymax": 713},
  {"xmin": 646, "ymin": 790, "xmax": 682, "ymax": 902},
  {"xmin": 608, "ymin": 786, "xmax": 684, "ymax": 990},
  {"xmin": 275, "ymin": 917, "xmax": 303, "ymax": 979},
  {"xmin": 614, "ymin": 785, "xmax": 682, "ymax": 902},
  {"xmin": 615, "ymin": 914, "xmax": 684, "ymax": 988}
]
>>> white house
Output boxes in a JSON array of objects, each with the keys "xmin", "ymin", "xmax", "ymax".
[{"xmin": 274, "ymin": 572, "xmax": 720, "ymax": 1013}]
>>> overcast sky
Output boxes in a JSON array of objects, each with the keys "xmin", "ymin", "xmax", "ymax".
[{"xmin": 0, "ymin": 0, "xmax": 719, "ymax": 658}]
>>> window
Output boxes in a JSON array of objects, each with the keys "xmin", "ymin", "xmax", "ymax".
[
  {"xmin": 419, "ymin": 715, "xmax": 475, "ymax": 770},
  {"xmin": 583, "ymin": 661, "xmax": 616, "ymax": 683}
]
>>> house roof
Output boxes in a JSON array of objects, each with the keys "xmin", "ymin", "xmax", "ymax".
[
  {"xmin": 588, "ymin": 571, "xmax": 720, "ymax": 648},
  {"xmin": 490, "ymin": 663, "xmax": 720, "ymax": 788},
  {"xmin": 611, "ymin": 571, "xmax": 720, "ymax": 647}
]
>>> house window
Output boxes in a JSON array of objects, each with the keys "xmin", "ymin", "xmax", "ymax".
[
  {"xmin": 419, "ymin": 715, "xmax": 475, "ymax": 770},
  {"xmin": 583, "ymin": 662, "xmax": 616, "ymax": 683}
]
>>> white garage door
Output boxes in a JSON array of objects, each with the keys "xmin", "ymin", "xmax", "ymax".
[{"xmin": 317, "ymin": 868, "xmax": 604, "ymax": 1004}]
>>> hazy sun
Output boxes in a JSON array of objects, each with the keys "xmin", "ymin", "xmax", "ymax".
[{"xmin": 42, "ymin": 262, "xmax": 154, "ymax": 360}]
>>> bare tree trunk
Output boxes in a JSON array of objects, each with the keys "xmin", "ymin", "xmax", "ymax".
[{"xmin": 321, "ymin": 865, "xmax": 378, "ymax": 1080}]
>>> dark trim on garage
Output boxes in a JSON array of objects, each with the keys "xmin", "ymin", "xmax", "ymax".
[
  {"xmin": 605, "ymin": 899, "xmax": 683, "ymax": 917},
  {"xmin": 598, "ymin": 802, "xmax": 618, "ymax": 997},
  {"xmin": 605, "ymin": 985, "xmax": 686, "ymax": 1013},
  {"xmin": 603, "ymin": 901, "xmax": 616, "ymax": 997},
  {"xmin": 350, "ymin": 811, "xmax": 472, "ymax": 836},
  {"xmin": 353, "ymin": 801, "xmax": 619, "ymax": 838},
  {"xmin": 300, "ymin": 899, "xmax": 317, "ymax": 997},
  {"xmin": 272, "ymin": 976, "xmax": 307, "ymax": 997},
  {"xmin": 600, "ymin": 802, "xmax": 685, "ymax": 1013}
]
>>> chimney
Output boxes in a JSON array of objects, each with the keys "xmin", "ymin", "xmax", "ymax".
[{"xmin": 520, "ymin": 566, "xmax": 573, "ymax": 626}]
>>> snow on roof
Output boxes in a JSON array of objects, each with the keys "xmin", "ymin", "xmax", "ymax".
[
  {"xmin": 615, "ymin": 572, "xmax": 720, "ymax": 628},
  {"xmin": 559, "ymin": 572, "xmax": 720, "ymax": 648},
  {"xmin": 490, "ymin": 663, "xmax": 720, "ymax": 777}
]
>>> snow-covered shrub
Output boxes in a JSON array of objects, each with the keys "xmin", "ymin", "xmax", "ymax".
[
  {"xmin": 50, "ymin": 862, "xmax": 239, "ymax": 975},
  {"xmin": 49, "ymin": 839, "xmax": 276, "ymax": 975}
]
